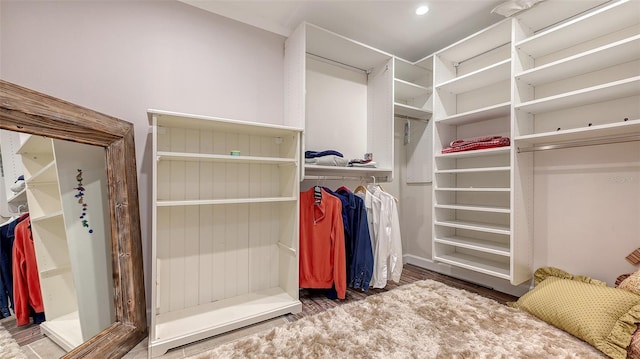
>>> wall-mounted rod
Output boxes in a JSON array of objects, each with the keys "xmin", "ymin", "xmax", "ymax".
[
  {"xmin": 394, "ymin": 114, "xmax": 430, "ymax": 122},
  {"xmin": 304, "ymin": 175, "xmax": 388, "ymax": 182},
  {"xmin": 454, "ymin": 41, "xmax": 510, "ymax": 67},
  {"xmin": 517, "ymin": 134, "xmax": 640, "ymax": 153},
  {"xmin": 306, "ymin": 52, "xmax": 368, "ymax": 73}
]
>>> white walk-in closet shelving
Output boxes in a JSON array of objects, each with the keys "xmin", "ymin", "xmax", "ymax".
[{"xmin": 148, "ymin": 109, "xmax": 303, "ymax": 357}]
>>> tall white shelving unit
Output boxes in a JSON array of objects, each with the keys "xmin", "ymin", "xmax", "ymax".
[
  {"xmin": 17, "ymin": 136, "xmax": 113, "ymax": 351},
  {"xmin": 148, "ymin": 109, "xmax": 302, "ymax": 357},
  {"xmin": 431, "ymin": 0, "xmax": 639, "ymax": 285},
  {"xmin": 431, "ymin": 19, "xmax": 526, "ymax": 284},
  {"xmin": 284, "ymin": 22, "xmax": 395, "ymax": 181}
]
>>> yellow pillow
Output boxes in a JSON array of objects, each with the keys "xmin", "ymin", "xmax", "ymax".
[
  {"xmin": 533, "ymin": 266, "xmax": 608, "ymax": 287},
  {"xmin": 512, "ymin": 276, "xmax": 640, "ymax": 359},
  {"xmin": 618, "ymin": 269, "xmax": 640, "ymax": 296}
]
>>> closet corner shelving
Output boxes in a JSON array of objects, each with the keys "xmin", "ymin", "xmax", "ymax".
[
  {"xmin": 394, "ymin": 57, "xmax": 433, "ymax": 121},
  {"xmin": 147, "ymin": 109, "xmax": 303, "ymax": 357},
  {"xmin": 17, "ymin": 135, "xmax": 113, "ymax": 351},
  {"xmin": 284, "ymin": 22, "xmax": 395, "ymax": 181},
  {"xmin": 510, "ymin": 0, "xmax": 640, "ymax": 287},
  {"xmin": 431, "ymin": 18, "xmax": 529, "ymax": 285},
  {"xmin": 431, "ymin": 0, "xmax": 640, "ymax": 286},
  {"xmin": 395, "ymin": 56, "xmax": 434, "ymax": 184}
]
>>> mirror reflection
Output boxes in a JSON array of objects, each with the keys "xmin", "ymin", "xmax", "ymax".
[{"xmin": 0, "ymin": 129, "xmax": 115, "ymax": 352}]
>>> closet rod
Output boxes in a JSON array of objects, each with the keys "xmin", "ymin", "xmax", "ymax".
[
  {"xmin": 305, "ymin": 175, "xmax": 389, "ymax": 182},
  {"xmin": 394, "ymin": 114, "xmax": 430, "ymax": 122},
  {"xmin": 306, "ymin": 52, "xmax": 368, "ymax": 73},
  {"xmin": 530, "ymin": 2, "xmax": 610, "ymax": 35},
  {"xmin": 517, "ymin": 134, "xmax": 640, "ymax": 153},
  {"xmin": 454, "ymin": 41, "xmax": 510, "ymax": 67}
]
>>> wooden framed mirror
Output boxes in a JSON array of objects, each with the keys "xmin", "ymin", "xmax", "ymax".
[{"xmin": 0, "ymin": 80, "xmax": 147, "ymax": 358}]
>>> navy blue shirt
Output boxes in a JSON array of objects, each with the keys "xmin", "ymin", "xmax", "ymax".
[{"xmin": 324, "ymin": 187, "xmax": 374, "ymax": 291}]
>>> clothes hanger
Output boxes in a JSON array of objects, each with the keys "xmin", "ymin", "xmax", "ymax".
[
  {"xmin": 354, "ymin": 185, "xmax": 367, "ymax": 194},
  {"xmin": 313, "ymin": 177, "xmax": 323, "ymax": 205},
  {"xmin": 354, "ymin": 177, "xmax": 367, "ymax": 194}
]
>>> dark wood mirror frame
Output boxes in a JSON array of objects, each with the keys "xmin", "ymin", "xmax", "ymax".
[{"xmin": 0, "ymin": 80, "xmax": 147, "ymax": 358}]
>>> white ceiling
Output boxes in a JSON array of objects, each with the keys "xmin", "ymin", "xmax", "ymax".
[{"xmin": 180, "ymin": 0, "xmax": 508, "ymax": 62}]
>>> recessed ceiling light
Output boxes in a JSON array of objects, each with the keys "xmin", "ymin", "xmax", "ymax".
[{"xmin": 416, "ymin": 5, "xmax": 429, "ymax": 15}]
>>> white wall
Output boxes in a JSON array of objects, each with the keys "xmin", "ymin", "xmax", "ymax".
[
  {"xmin": 1, "ymin": 0, "xmax": 286, "ymax": 311},
  {"xmin": 532, "ymin": 142, "xmax": 639, "ymax": 284}
]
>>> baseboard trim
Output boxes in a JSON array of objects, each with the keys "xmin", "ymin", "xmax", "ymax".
[{"xmin": 403, "ymin": 254, "xmax": 531, "ymax": 297}]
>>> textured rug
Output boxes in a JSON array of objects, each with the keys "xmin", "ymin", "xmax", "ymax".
[
  {"xmin": 189, "ymin": 279, "xmax": 606, "ymax": 359},
  {"xmin": 0, "ymin": 322, "xmax": 26, "ymax": 359}
]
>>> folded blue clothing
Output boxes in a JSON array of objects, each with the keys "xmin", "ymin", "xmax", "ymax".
[{"xmin": 305, "ymin": 150, "xmax": 343, "ymax": 158}]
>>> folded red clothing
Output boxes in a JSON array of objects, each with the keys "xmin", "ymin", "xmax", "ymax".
[
  {"xmin": 442, "ymin": 136, "xmax": 510, "ymax": 153},
  {"xmin": 449, "ymin": 136, "xmax": 503, "ymax": 147}
]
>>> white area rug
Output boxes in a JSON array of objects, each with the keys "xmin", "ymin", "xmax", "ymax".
[
  {"xmin": 0, "ymin": 322, "xmax": 26, "ymax": 359},
  {"xmin": 189, "ymin": 279, "xmax": 606, "ymax": 358}
]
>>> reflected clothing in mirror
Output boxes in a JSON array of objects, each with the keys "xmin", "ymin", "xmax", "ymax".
[
  {"xmin": 0, "ymin": 216, "xmax": 19, "ymax": 318},
  {"xmin": 12, "ymin": 214, "xmax": 46, "ymax": 325}
]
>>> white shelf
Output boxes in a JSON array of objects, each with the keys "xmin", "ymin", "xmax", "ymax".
[
  {"xmin": 39, "ymin": 311, "xmax": 83, "ymax": 352},
  {"xmin": 435, "ymin": 187, "xmax": 510, "ymax": 192},
  {"xmin": 7, "ymin": 188, "xmax": 27, "ymax": 205},
  {"xmin": 435, "ymin": 204, "xmax": 511, "ymax": 213},
  {"xmin": 437, "ymin": 20, "xmax": 511, "ymax": 63},
  {"xmin": 157, "ymin": 151, "xmax": 296, "ymax": 165},
  {"xmin": 31, "ymin": 210, "xmax": 64, "ymax": 223},
  {"xmin": 304, "ymin": 164, "xmax": 392, "ymax": 178},
  {"xmin": 516, "ymin": 35, "xmax": 640, "ymax": 86},
  {"xmin": 40, "ymin": 265, "xmax": 73, "ymax": 279},
  {"xmin": 436, "ymin": 102, "xmax": 510, "ymax": 126},
  {"xmin": 514, "ymin": 0, "xmax": 610, "ymax": 35},
  {"xmin": 395, "ymin": 58, "xmax": 432, "ymax": 83},
  {"xmin": 151, "ymin": 288, "xmax": 301, "ymax": 356},
  {"xmin": 434, "ymin": 219, "xmax": 511, "ymax": 235},
  {"xmin": 515, "ymin": 0, "xmax": 640, "ymax": 58},
  {"xmin": 157, "ymin": 197, "xmax": 297, "ymax": 207},
  {"xmin": 435, "ymin": 146, "xmax": 511, "ymax": 159},
  {"xmin": 149, "ymin": 109, "xmax": 303, "ymax": 137},
  {"xmin": 26, "ymin": 161, "xmax": 57, "ymax": 184},
  {"xmin": 433, "ymin": 252, "xmax": 511, "ymax": 280},
  {"xmin": 434, "ymin": 235, "xmax": 510, "ymax": 256},
  {"xmin": 516, "ymin": 76, "xmax": 640, "ymax": 115},
  {"xmin": 394, "ymin": 103, "xmax": 431, "ymax": 120},
  {"xmin": 395, "ymin": 79, "xmax": 431, "ymax": 99},
  {"xmin": 515, "ymin": 118, "xmax": 640, "ymax": 147},
  {"xmin": 435, "ymin": 166, "xmax": 510, "ymax": 174},
  {"xmin": 305, "ymin": 23, "xmax": 392, "ymax": 71},
  {"xmin": 17, "ymin": 135, "xmax": 52, "ymax": 154},
  {"xmin": 436, "ymin": 59, "xmax": 511, "ymax": 94}
]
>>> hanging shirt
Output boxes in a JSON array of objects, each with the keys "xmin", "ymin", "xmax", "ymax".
[
  {"xmin": 12, "ymin": 215, "xmax": 45, "ymax": 326},
  {"xmin": 360, "ymin": 186, "xmax": 403, "ymax": 288},
  {"xmin": 0, "ymin": 217, "xmax": 19, "ymax": 311},
  {"xmin": 299, "ymin": 187, "xmax": 347, "ymax": 299},
  {"xmin": 333, "ymin": 187, "xmax": 374, "ymax": 291}
]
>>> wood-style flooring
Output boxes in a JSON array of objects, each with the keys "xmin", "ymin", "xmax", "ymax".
[
  {"xmin": 1, "ymin": 264, "xmax": 519, "ymax": 348},
  {"xmin": 287, "ymin": 263, "xmax": 518, "ymax": 322}
]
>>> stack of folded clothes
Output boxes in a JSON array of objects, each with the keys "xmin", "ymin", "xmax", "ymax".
[
  {"xmin": 442, "ymin": 136, "xmax": 510, "ymax": 153},
  {"xmin": 348, "ymin": 158, "xmax": 377, "ymax": 168},
  {"xmin": 305, "ymin": 150, "xmax": 349, "ymax": 167}
]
